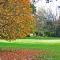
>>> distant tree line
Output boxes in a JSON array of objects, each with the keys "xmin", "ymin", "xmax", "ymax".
[{"xmin": 32, "ymin": 4, "xmax": 60, "ymax": 37}]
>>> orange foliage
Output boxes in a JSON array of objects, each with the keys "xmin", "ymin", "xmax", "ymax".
[{"xmin": 0, "ymin": 0, "xmax": 35, "ymax": 40}]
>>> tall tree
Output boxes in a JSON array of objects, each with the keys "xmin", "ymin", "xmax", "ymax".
[
  {"xmin": 36, "ymin": 8, "xmax": 48, "ymax": 36},
  {"xmin": 36, "ymin": 7, "xmax": 56, "ymax": 36},
  {"xmin": 0, "ymin": 0, "xmax": 35, "ymax": 39}
]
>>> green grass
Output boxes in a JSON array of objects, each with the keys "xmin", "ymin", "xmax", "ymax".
[
  {"xmin": 0, "ymin": 42, "xmax": 59, "ymax": 49},
  {"xmin": 0, "ymin": 39, "xmax": 60, "ymax": 60},
  {"xmin": 0, "ymin": 39, "xmax": 60, "ymax": 51},
  {"xmin": 22, "ymin": 36, "xmax": 60, "ymax": 40}
]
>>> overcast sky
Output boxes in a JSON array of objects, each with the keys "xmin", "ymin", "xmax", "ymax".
[{"xmin": 30, "ymin": 0, "xmax": 60, "ymax": 19}]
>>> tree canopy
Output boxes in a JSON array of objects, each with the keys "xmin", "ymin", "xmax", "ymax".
[{"xmin": 0, "ymin": 0, "xmax": 36, "ymax": 39}]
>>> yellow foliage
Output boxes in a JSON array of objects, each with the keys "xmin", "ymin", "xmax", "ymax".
[{"xmin": 0, "ymin": 0, "xmax": 35, "ymax": 39}]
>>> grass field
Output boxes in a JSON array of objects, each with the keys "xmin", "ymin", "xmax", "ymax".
[
  {"xmin": 0, "ymin": 39, "xmax": 60, "ymax": 60},
  {"xmin": 0, "ymin": 39, "xmax": 60, "ymax": 51},
  {"xmin": 22, "ymin": 36, "xmax": 60, "ymax": 40}
]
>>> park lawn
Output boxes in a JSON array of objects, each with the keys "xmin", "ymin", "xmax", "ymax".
[
  {"xmin": 0, "ymin": 39, "xmax": 60, "ymax": 51},
  {"xmin": 22, "ymin": 36, "xmax": 60, "ymax": 40},
  {"xmin": 0, "ymin": 39, "xmax": 60, "ymax": 60}
]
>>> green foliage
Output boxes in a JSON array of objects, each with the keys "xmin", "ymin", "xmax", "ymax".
[{"xmin": 31, "ymin": 4, "xmax": 36, "ymax": 14}]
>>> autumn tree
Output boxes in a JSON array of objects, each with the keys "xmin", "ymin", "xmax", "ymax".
[{"xmin": 0, "ymin": 0, "xmax": 36, "ymax": 39}]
